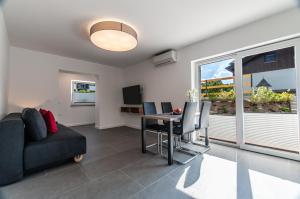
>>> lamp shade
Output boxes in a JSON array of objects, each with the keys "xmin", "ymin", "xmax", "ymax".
[{"xmin": 90, "ymin": 21, "xmax": 138, "ymax": 52}]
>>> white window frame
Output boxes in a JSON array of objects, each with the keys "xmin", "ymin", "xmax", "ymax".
[
  {"xmin": 71, "ymin": 80, "xmax": 96, "ymax": 106},
  {"xmin": 191, "ymin": 35, "xmax": 300, "ymax": 161}
]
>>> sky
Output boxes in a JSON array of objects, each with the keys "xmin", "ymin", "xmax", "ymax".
[{"xmin": 201, "ymin": 59, "xmax": 234, "ymax": 84}]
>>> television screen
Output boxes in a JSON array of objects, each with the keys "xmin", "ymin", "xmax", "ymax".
[{"xmin": 122, "ymin": 85, "xmax": 142, "ymax": 105}]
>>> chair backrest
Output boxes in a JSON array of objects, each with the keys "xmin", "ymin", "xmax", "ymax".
[
  {"xmin": 199, "ymin": 101, "xmax": 211, "ymax": 129},
  {"xmin": 161, "ymin": 102, "xmax": 173, "ymax": 113},
  {"xmin": 143, "ymin": 102, "xmax": 158, "ymax": 126},
  {"xmin": 181, "ymin": 102, "xmax": 198, "ymax": 135}
]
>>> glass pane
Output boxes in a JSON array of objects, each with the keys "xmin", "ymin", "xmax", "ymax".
[
  {"xmin": 198, "ymin": 59, "xmax": 237, "ymax": 143},
  {"xmin": 71, "ymin": 80, "xmax": 96, "ymax": 104},
  {"xmin": 242, "ymin": 47, "xmax": 299, "ymax": 153}
]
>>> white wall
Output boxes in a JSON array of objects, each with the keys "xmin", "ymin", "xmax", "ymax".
[
  {"xmin": 123, "ymin": 8, "xmax": 300, "ymax": 129},
  {"xmin": 8, "ymin": 47, "xmax": 124, "ymax": 129},
  {"xmin": 0, "ymin": 8, "xmax": 9, "ymax": 119},
  {"xmin": 58, "ymin": 71, "xmax": 97, "ymax": 126}
]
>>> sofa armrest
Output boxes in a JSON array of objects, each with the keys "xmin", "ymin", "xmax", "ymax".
[{"xmin": 0, "ymin": 119, "xmax": 24, "ymax": 186}]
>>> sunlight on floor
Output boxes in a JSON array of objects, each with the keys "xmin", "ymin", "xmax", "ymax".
[
  {"xmin": 249, "ymin": 170, "xmax": 300, "ymax": 199},
  {"xmin": 175, "ymin": 153, "xmax": 300, "ymax": 199},
  {"xmin": 176, "ymin": 154, "xmax": 237, "ymax": 199}
]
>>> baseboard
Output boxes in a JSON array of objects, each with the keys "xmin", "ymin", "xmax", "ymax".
[
  {"xmin": 95, "ymin": 125, "xmax": 101, "ymax": 129},
  {"xmin": 64, "ymin": 122, "xmax": 95, "ymax": 127},
  {"xmin": 96, "ymin": 123, "xmax": 125, "ymax": 130},
  {"xmin": 91, "ymin": 123, "xmax": 140, "ymax": 130},
  {"xmin": 124, "ymin": 124, "xmax": 141, "ymax": 130}
]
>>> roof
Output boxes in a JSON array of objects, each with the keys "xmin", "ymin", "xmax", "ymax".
[
  {"xmin": 256, "ymin": 78, "xmax": 272, "ymax": 87},
  {"xmin": 225, "ymin": 47, "xmax": 294, "ymax": 74}
]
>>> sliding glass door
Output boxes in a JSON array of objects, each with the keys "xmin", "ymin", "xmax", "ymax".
[
  {"xmin": 198, "ymin": 58, "xmax": 237, "ymax": 144},
  {"xmin": 238, "ymin": 40, "xmax": 300, "ymax": 159},
  {"xmin": 195, "ymin": 37, "xmax": 300, "ymax": 160}
]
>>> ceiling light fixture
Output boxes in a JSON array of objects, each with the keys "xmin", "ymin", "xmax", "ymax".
[{"xmin": 90, "ymin": 21, "xmax": 138, "ymax": 52}]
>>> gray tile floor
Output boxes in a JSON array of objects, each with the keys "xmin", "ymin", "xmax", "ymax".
[{"xmin": 1, "ymin": 125, "xmax": 300, "ymax": 199}]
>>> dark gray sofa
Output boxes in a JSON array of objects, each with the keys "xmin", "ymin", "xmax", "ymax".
[
  {"xmin": 0, "ymin": 112, "xmax": 86, "ymax": 186},
  {"xmin": 0, "ymin": 113, "xmax": 24, "ymax": 186}
]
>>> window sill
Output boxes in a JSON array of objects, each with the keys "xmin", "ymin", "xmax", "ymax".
[{"xmin": 71, "ymin": 103, "xmax": 95, "ymax": 107}]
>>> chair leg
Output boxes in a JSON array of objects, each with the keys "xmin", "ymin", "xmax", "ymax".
[
  {"xmin": 205, "ymin": 128, "xmax": 209, "ymax": 147},
  {"xmin": 189, "ymin": 132, "xmax": 193, "ymax": 142},
  {"xmin": 160, "ymin": 133, "xmax": 163, "ymax": 156},
  {"xmin": 179, "ymin": 136, "xmax": 182, "ymax": 148},
  {"xmin": 175, "ymin": 136, "xmax": 180, "ymax": 149},
  {"xmin": 157, "ymin": 132, "xmax": 160, "ymax": 153}
]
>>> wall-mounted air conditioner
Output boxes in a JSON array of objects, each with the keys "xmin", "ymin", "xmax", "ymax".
[{"xmin": 152, "ymin": 50, "xmax": 177, "ymax": 66}]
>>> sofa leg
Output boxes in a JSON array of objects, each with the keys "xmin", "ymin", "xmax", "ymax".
[{"xmin": 74, "ymin": 154, "xmax": 83, "ymax": 163}]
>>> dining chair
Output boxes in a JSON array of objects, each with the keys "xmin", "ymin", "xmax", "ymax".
[
  {"xmin": 195, "ymin": 101, "xmax": 212, "ymax": 146},
  {"xmin": 143, "ymin": 102, "xmax": 165, "ymax": 153},
  {"xmin": 161, "ymin": 101, "xmax": 198, "ymax": 164},
  {"xmin": 161, "ymin": 102, "xmax": 173, "ymax": 114},
  {"xmin": 161, "ymin": 102, "xmax": 181, "ymax": 127}
]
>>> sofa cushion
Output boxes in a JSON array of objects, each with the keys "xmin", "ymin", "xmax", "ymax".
[
  {"xmin": 39, "ymin": 108, "xmax": 48, "ymax": 118},
  {"xmin": 22, "ymin": 108, "xmax": 47, "ymax": 141},
  {"xmin": 24, "ymin": 124, "xmax": 86, "ymax": 171},
  {"xmin": 39, "ymin": 109, "xmax": 58, "ymax": 134},
  {"xmin": 3, "ymin": 113, "xmax": 23, "ymax": 121},
  {"xmin": 45, "ymin": 111, "xmax": 58, "ymax": 134}
]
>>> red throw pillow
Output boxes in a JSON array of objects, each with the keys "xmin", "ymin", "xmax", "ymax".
[
  {"xmin": 39, "ymin": 108, "xmax": 48, "ymax": 117},
  {"xmin": 44, "ymin": 111, "xmax": 58, "ymax": 134},
  {"xmin": 39, "ymin": 109, "xmax": 58, "ymax": 134}
]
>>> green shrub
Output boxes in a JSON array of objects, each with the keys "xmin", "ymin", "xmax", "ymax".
[
  {"xmin": 217, "ymin": 89, "xmax": 236, "ymax": 101},
  {"xmin": 222, "ymin": 105, "xmax": 228, "ymax": 113},
  {"xmin": 206, "ymin": 89, "xmax": 235, "ymax": 101},
  {"xmin": 250, "ymin": 87, "xmax": 294, "ymax": 104},
  {"xmin": 207, "ymin": 93, "xmax": 218, "ymax": 101},
  {"xmin": 204, "ymin": 86, "xmax": 294, "ymax": 104},
  {"xmin": 280, "ymin": 106, "xmax": 290, "ymax": 112}
]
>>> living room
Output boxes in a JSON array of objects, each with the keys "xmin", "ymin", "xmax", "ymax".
[{"xmin": 1, "ymin": 1, "xmax": 300, "ymax": 199}]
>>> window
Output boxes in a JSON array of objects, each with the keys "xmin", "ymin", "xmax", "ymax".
[
  {"xmin": 199, "ymin": 58, "xmax": 237, "ymax": 143},
  {"xmin": 71, "ymin": 80, "xmax": 96, "ymax": 106},
  {"xmin": 194, "ymin": 38, "xmax": 300, "ymax": 161},
  {"xmin": 264, "ymin": 52, "xmax": 277, "ymax": 63}
]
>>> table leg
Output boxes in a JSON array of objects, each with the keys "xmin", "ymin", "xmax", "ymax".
[
  {"xmin": 141, "ymin": 117, "xmax": 146, "ymax": 153},
  {"xmin": 168, "ymin": 121, "xmax": 173, "ymax": 165},
  {"xmin": 205, "ymin": 128, "xmax": 209, "ymax": 147}
]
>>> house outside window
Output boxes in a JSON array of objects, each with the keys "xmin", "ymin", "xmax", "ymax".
[
  {"xmin": 71, "ymin": 80, "xmax": 96, "ymax": 106},
  {"xmin": 264, "ymin": 52, "xmax": 277, "ymax": 63}
]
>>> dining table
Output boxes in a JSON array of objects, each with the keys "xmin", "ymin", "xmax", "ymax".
[{"xmin": 141, "ymin": 113, "xmax": 182, "ymax": 165}]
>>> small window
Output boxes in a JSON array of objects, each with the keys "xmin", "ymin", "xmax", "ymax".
[
  {"xmin": 264, "ymin": 52, "xmax": 277, "ymax": 63},
  {"xmin": 71, "ymin": 80, "xmax": 96, "ymax": 106}
]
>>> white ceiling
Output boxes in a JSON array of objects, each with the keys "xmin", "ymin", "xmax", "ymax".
[{"xmin": 3, "ymin": 0, "xmax": 298, "ymax": 67}]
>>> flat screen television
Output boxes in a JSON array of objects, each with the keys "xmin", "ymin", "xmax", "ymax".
[{"xmin": 122, "ymin": 85, "xmax": 142, "ymax": 105}]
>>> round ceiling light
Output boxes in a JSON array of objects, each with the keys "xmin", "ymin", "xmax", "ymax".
[{"xmin": 90, "ymin": 21, "xmax": 138, "ymax": 52}]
